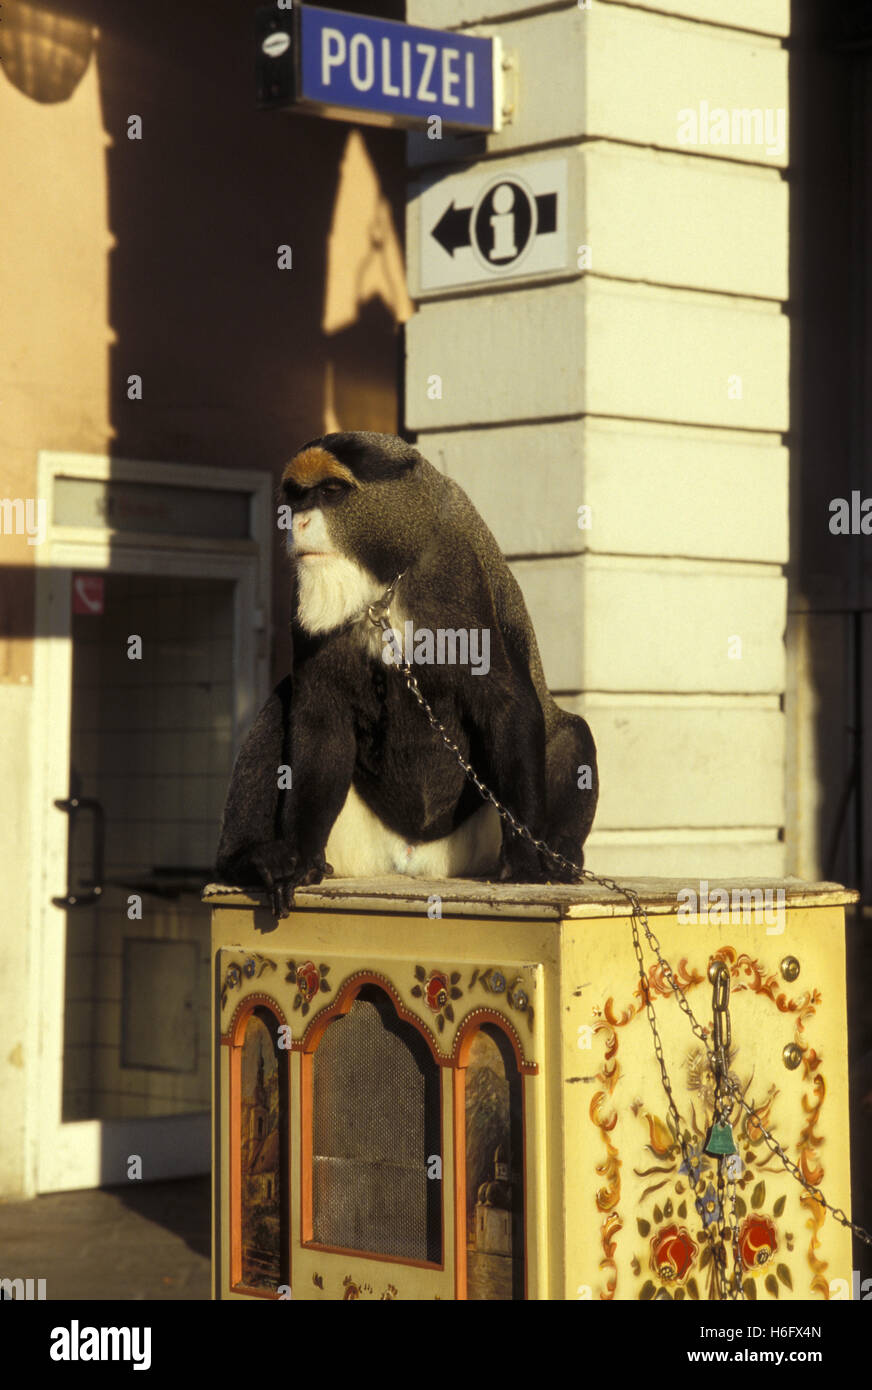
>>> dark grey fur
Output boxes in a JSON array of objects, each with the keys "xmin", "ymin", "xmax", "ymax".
[{"xmin": 216, "ymin": 431, "xmax": 598, "ymax": 915}]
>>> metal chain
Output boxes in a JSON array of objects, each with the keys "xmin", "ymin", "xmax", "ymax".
[
  {"xmin": 629, "ymin": 913, "xmax": 741, "ymax": 1299},
  {"xmin": 626, "ymin": 913, "xmax": 697, "ymax": 1188},
  {"xmin": 370, "ymin": 596, "xmax": 872, "ymax": 1253},
  {"xmin": 723, "ymin": 1163, "xmax": 744, "ymax": 1299},
  {"xmin": 726, "ymin": 1168, "xmax": 744, "ymax": 1293},
  {"xmin": 707, "ymin": 962, "xmax": 743, "ymax": 1298},
  {"xmin": 712, "ymin": 1157, "xmax": 732, "ymax": 1298}
]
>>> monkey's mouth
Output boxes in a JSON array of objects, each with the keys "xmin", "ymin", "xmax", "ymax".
[{"xmin": 296, "ymin": 551, "xmax": 334, "ymax": 559}]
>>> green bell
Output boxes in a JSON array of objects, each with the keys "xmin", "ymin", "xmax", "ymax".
[{"xmin": 705, "ymin": 1121, "xmax": 738, "ymax": 1156}]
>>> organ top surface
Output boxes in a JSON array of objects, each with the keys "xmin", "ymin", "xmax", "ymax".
[{"xmin": 204, "ymin": 875, "xmax": 858, "ymax": 920}]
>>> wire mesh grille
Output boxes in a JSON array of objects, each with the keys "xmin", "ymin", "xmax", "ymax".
[{"xmin": 312, "ymin": 985, "xmax": 442, "ymax": 1262}]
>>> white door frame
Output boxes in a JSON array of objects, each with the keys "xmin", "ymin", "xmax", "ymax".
[{"xmin": 29, "ymin": 451, "xmax": 273, "ymax": 1193}]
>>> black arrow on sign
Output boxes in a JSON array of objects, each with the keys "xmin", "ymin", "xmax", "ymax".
[
  {"xmin": 431, "ymin": 190, "xmax": 559, "ymax": 258},
  {"xmin": 535, "ymin": 192, "xmax": 557, "ymax": 234},
  {"xmin": 431, "ymin": 201, "xmax": 472, "ymax": 256}
]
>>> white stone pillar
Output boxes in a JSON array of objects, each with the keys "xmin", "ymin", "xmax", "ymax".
[{"xmin": 405, "ymin": 0, "xmax": 790, "ymax": 877}]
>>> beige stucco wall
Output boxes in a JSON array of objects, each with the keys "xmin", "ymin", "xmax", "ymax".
[
  {"xmin": 0, "ymin": 1, "xmax": 407, "ymax": 1197},
  {"xmin": 406, "ymin": 0, "xmax": 791, "ymax": 878},
  {"xmin": 0, "ymin": 29, "xmax": 111, "ymax": 1197}
]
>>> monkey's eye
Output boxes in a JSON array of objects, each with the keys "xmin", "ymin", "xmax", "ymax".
[{"xmin": 320, "ymin": 480, "xmax": 346, "ymax": 499}]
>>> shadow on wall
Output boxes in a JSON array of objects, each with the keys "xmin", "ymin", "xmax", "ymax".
[
  {"xmin": 789, "ymin": 1, "xmax": 872, "ymax": 1275},
  {"xmin": 0, "ymin": 0, "xmax": 414, "ymax": 1197},
  {"xmin": 0, "ymin": 0, "xmax": 96, "ymax": 103},
  {"xmin": 0, "ymin": 0, "xmax": 410, "ymax": 679}
]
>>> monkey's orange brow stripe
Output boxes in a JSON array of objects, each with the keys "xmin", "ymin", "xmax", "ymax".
[{"xmin": 282, "ymin": 447, "xmax": 360, "ymax": 489}]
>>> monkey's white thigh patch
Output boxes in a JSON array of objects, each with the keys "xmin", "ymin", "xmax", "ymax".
[
  {"xmin": 324, "ymin": 785, "xmax": 501, "ymax": 879},
  {"xmin": 324, "ymin": 784, "xmax": 404, "ymax": 876},
  {"xmin": 401, "ymin": 802, "xmax": 501, "ymax": 877}
]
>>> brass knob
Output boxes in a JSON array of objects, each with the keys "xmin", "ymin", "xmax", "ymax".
[
  {"xmin": 780, "ymin": 956, "xmax": 800, "ymax": 982},
  {"xmin": 782, "ymin": 1043, "xmax": 803, "ymax": 1070}
]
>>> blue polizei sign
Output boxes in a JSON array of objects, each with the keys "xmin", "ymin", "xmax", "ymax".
[{"xmin": 256, "ymin": 5, "xmax": 499, "ymax": 133}]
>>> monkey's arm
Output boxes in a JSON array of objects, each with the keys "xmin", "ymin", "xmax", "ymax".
[
  {"xmin": 482, "ymin": 580, "xmax": 595, "ymax": 881},
  {"xmin": 283, "ymin": 652, "xmax": 358, "ymax": 867},
  {"xmin": 424, "ymin": 542, "xmax": 567, "ymax": 882},
  {"xmin": 409, "ymin": 547, "xmax": 552, "ymax": 881},
  {"xmin": 216, "ymin": 654, "xmax": 360, "ymax": 917},
  {"xmin": 214, "ymin": 677, "xmax": 302, "ymax": 914},
  {"xmin": 462, "ymin": 652, "xmax": 551, "ymax": 881}
]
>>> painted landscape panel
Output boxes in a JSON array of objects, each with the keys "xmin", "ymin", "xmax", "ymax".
[
  {"xmin": 465, "ymin": 1026, "xmax": 523, "ymax": 1299},
  {"xmin": 238, "ymin": 1011, "xmax": 281, "ymax": 1291}
]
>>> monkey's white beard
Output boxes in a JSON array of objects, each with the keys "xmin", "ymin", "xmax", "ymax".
[
  {"xmin": 295, "ymin": 552, "xmax": 384, "ymax": 636},
  {"xmin": 289, "ymin": 509, "xmax": 408, "ymax": 645}
]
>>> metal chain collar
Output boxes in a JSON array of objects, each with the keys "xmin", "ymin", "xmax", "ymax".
[{"xmin": 367, "ymin": 587, "xmax": 872, "ymax": 1269}]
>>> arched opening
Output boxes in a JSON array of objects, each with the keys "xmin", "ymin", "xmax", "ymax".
[
  {"xmin": 456, "ymin": 1022, "xmax": 525, "ymax": 1300},
  {"xmin": 305, "ymin": 982, "xmax": 442, "ymax": 1265},
  {"xmin": 231, "ymin": 1003, "xmax": 289, "ymax": 1295}
]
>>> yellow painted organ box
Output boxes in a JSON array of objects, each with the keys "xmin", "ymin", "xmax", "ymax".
[{"xmin": 206, "ymin": 876, "xmax": 856, "ymax": 1301}]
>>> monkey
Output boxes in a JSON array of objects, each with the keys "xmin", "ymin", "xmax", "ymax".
[{"xmin": 215, "ymin": 431, "xmax": 598, "ymax": 917}]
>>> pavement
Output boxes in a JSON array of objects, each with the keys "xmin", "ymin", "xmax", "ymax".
[
  {"xmin": 0, "ymin": 1177, "xmax": 210, "ymax": 1301},
  {"xmin": 1, "ymin": 1164, "xmax": 870, "ymax": 1302}
]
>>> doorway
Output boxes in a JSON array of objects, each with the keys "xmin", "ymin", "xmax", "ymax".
[
  {"xmin": 33, "ymin": 453, "xmax": 271, "ymax": 1193},
  {"xmin": 62, "ymin": 573, "xmax": 235, "ymax": 1126}
]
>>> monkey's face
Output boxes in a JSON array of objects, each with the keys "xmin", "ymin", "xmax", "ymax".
[
  {"xmin": 280, "ymin": 434, "xmax": 423, "ymax": 636},
  {"xmin": 287, "ymin": 501, "xmax": 383, "ymax": 637}
]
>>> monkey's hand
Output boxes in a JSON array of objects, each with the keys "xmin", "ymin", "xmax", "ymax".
[
  {"xmin": 496, "ymin": 833, "xmax": 582, "ymax": 885},
  {"xmin": 495, "ymin": 832, "xmax": 545, "ymax": 885},
  {"xmin": 247, "ymin": 842, "xmax": 334, "ymax": 919},
  {"xmin": 541, "ymin": 834, "xmax": 585, "ymax": 882},
  {"xmin": 538, "ymin": 852, "xmax": 583, "ymax": 884}
]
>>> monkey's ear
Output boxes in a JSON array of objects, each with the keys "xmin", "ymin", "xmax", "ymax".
[{"xmin": 319, "ymin": 431, "xmax": 422, "ymax": 484}]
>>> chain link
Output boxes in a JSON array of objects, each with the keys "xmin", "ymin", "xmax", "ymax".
[
  {"xmin": 707, "ymin": 962, "xmax": 743, "ymax": 1298},
  {"xmin": 725, "ymin": 1164, "xmax": 745, "ymax": 1299},
  {"xmin": 371, "ymin": 596, "xmax": 872, "ymax": 1257}
]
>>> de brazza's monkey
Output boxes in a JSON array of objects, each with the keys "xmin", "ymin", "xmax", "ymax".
[{"xmin": 216, "ymin": 431, "xmax": 598, "ymax": 916}]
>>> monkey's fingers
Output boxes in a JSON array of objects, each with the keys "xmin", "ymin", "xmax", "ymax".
[
  {"xmin": 274, "ymin": 878, "xmax": 296, "ymax": 918},
  {"xmin": 538, "ymin": 844, "xmax": 583, "ymax": 883},
  {"xmin": 300, "ymin": 861, "xmax": 328, "ymax": 884},
  {"xmin": 544, "ymin": 864, "xmax": 582, "ymax": 885}
]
